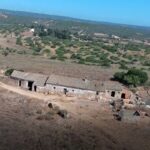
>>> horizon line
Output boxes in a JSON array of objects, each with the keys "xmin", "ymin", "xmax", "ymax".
[{"xmin": 0, "ymin": 8, "xmax": 150, "ymax": 28}]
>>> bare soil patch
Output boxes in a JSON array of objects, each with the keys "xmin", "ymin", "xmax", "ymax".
[
  {"xmin": 0, "ymin": 54, "xmax": 119, "ymax": 81},
  {"xmin": 0, "ymin": 86, "xmax": 150, "ymax": 150}
]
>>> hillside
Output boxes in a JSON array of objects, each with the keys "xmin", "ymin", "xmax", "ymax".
[
  {"xmin": 0, "ymin": 9, "xmax": 150, "ymax": 150},
  {"xmin": 0, "ymin": 9, "xmax": 150, "ymax": 39},
  {"xmin": 0, "ymin": 9, "xmax": 150, "ymax": 84}
]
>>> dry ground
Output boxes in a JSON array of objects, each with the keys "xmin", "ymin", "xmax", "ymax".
[
  {"xmin": 1, "ymin": 54, "xmax": 150, "ymax": 81},
  {"xmin": 0, "ymin": 36, "xmax": 27, "ymax": 51},
  {"xmin": 0, "ymin": 54, "xmax": 119, "ymax": 81},
  {"xmin": 0, "ymin": 85, "xmax": 150, "ymax": 150}
]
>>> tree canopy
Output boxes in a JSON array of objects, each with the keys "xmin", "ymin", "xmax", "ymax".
[{"xmin": 114, "ymin": 68, "xmax": 148, "ymax": 87}]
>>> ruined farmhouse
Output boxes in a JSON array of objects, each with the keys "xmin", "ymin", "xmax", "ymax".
[
  {"xmin": 11, "ymin": 70, "xmax": 49, "ymax": 92},
  {"xmin": 11, "ymin": 70, "xmax": 132, "ymax": 100}
]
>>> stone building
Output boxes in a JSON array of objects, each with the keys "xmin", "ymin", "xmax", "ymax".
[
  {"xmin": 10, "ymin": 70, "xmax": 131, "ymax": 101},
  {"xmin": 45, "ymin": 74, "xmax": 102, "ymax": 98},
  {"xmin": 11, "ymin": 70, "xmax": 48, "ymax": 92}
]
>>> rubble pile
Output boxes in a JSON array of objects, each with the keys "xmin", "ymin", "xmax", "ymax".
[{"xmin": 110, "ymin": 96, "xmax": 150, "ymax": 122}]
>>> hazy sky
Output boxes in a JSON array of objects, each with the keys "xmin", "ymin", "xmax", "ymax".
[{"xmin": 0, "ymin": 0, "xmax": 149, "ymax": 26}]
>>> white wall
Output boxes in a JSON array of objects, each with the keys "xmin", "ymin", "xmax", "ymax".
[
  {"xmin": 36, "ymin": 86, "xmax": 46, "ymax": 93},
  {"xmin": 45, "ymin": 84, "xmax": 96, "ymax": 98},
  {"xmin": 17, "ymin": 80, "xmax": 29, "ymax": 89}
]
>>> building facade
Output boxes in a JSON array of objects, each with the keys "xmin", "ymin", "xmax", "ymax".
[
  {"xmin": 10, "ymin": 70, "xmax": 131, "ymax": 101},
  {"xmin": 11, "ymin": 70, "xmax": 48, "ymax": 92}
]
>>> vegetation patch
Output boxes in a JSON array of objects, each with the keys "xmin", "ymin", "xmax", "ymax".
[
  {"xmin": 5, "ymin": 68, "xmax": 14, "ymax": 76},
  {"xmin": 114, "ymin": 68, "xmax": 149, "ymax": 87}
]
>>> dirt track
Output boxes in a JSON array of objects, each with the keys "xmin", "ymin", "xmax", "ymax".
[
  {"xmin": 0, "ymin": 81, "xmax": 60, "ymax": 101},
  {"xmin": 0, "ymin": 81, "xmax": 78, "ymax": 112}
]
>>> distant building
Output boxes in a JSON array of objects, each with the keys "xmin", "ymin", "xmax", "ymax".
[
  {"xmin": 30, "ymin": 28, "xmax": 35, "ymax": 33},
  {"xmin": 94, "ymin": 33, "xmax": 109, "ymax": 38},
  {"xmin": 112, "ymin": 35, "xmax": 121, "ymax": 40}
]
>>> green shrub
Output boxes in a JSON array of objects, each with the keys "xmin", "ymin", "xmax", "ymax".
[
  {"xmin": 114, "ymin": 68, "xmax": 148, "ymax": 87},
  {"xmin": 125, "ymin": 43, "xmax": 141, "ymax": 51},
  {"xmin": 102, "ymin": 45, "xmax": 117, "ymax": 52},
  {"xmin": 5, "ymin": 68, "xmax": 14, "ymax": 76},
  {"xmin": 16, "ymin": 37, "xmax": 22, "ymax": 45},
  {"xmin": 143, "ymin": 60, "xmax": 150, "ymax": 66},
  {"xmin": 1, "ymin": 50, "xmax": 9, "ymax": 56},
  {"xmin": 119, "ymin": 63, "xmax": 128, "ymax": 70},
  {"xmin": 78, "ymin": 59, "xmax": 85, "ymax": 64}
]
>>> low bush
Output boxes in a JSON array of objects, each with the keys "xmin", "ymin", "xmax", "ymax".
[{"xmin": 5, "ymin": 68, "xmax": 14, "ymax": 76}]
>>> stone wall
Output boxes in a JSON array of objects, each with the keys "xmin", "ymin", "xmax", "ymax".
[
  {"xmin": 45, "ymin": 84, "xmax": 96, "ymax": 98},
  {"xmin": 35, "ymin": 85, "xmax": 46, "ymax": 93},
  {"xmin": 105, "ymin": 90, "xmax": 122, "ymax": 100},
  {"xmin": 19, "ymin": 80, "xmax": 29, "ymax": 90},
  {"xmin": 99, "ymin": 90, "xmax": 131, "ymax": 102}
]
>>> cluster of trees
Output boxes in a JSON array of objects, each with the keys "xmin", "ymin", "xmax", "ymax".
[
  {"xmin": 143, "ymin": 60, "xmax": 150, "ymax": 66},
  {"xmin": 33, "ymin": 25, "xmax": 71, "ymax": 39},
  {"xmin": 25, "ymin": 37, "xmax": 42, "ymax": 53},
  {"xmin": 114, "ymin": 68, "xmax": 148, "ymax": 87},
  {"xmin": 102, "ymin": 45, "xmax": 117, "ymax": 53},
  {"xmin": 0, "ymin": 47, "xmax": 17, "ymax": 56},
  {"xmin": 71, "ymin": 52, "xmax": 111, "ymax": 67},
  {"xmin": 125, "ymin": 43, "xmax": 141, "ymax": 51},
  {"xmin": 55, "ymin": 47, "xmax": 68, "ymax": 61}
]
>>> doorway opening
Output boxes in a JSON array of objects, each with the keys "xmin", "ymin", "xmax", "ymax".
[
  {"xmin": 111, "ymin": 91, "xmax": 115, "ymax": 97},
  {"xmin": 19, "ymin": 80, "xmax": 21, "ymax": 87},
  {"xmin": 28, "ymin": 81, "xmax": 33, "ymax": 91},
  {"xmin": 96, "ymin": 91, "xmax": 99, "ymax": 95},
  {"xmin": 121, "ymin": 93, "xmax": 126, "ymax": 99}
]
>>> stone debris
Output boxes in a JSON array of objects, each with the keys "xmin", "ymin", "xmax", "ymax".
[
  {"xmin": 110, "ymin": 97, "xmax": 150, "ymax": 122},
  {"xmin": 57, "ymin": 109, "xmax": 69, "ymax": 119},
  {"xmin": 48, "ymin": 102, "xmax": 70, "ymax": 119}
]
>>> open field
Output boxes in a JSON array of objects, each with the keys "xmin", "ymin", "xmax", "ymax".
[
  {"xmin": 0, "ymin": 85, "xmax": 150, "ymax": 150},
  {"xmin": 0, "ymin": 54, "xmax": 119, "ymax": 81},
  {"xmin": 1, "ymin": 54, "xmax": 150, "ymax": 82}
]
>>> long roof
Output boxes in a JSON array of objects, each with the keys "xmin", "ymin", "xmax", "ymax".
[
  {"xmin": 102, "ymin": 81, "xmax": 123, "ymax": 91},
  {"xmin": 11, "ymin": 70, "xmax": 123, "ymax": 91},
  {"xmin": 46, "ymin": 74, "xmax": 123, "ymax": 91},
  {"xmin": 11, "ymin": 70, "xmax": 48, "ymax": 86},
  {"xmin": 46, "ymin": 74, "xmax": 98, "ymax": 91}
]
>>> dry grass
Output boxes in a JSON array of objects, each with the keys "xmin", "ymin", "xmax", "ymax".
[
  {"xmin": 0, "ymin": 87, "xmax": 150, "ymax": 150},
  {"xmin": 0, "ymin": 54, "xmax": 120, "ymax": 81}
]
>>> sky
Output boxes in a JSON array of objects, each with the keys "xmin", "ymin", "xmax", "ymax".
[{"xmin": 0, "ymin": 0, "xmax": 149, "ymax": 27}]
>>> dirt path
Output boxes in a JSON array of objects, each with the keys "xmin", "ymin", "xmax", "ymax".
[
  {"xmin": 0, "ymin": 81, "xmax": 52, "ymax": 100},
  {"xmin": 0, "ymin": 81, "xmax": 102, "ymax": 119},
  {"xmin": 0, "ymin": 81, "xmax": 78, "ymax": 110}
]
